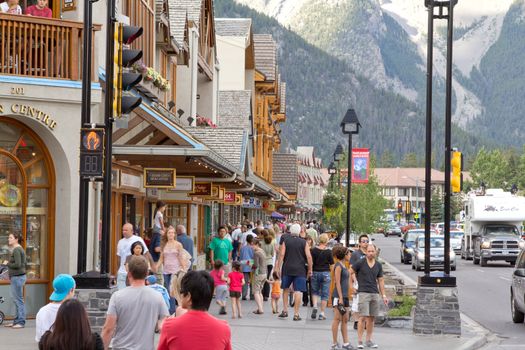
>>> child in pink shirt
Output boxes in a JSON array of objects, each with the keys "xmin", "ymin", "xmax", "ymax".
[
  {"xmin": 210, "ymin": 260, "xmax": 229, "ymax": 315},
  {"xmin": 227, "ymin": 261, "xmax": 245, "ymax": 319}
]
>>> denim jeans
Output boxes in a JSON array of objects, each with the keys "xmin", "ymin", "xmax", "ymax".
[
  {"xmin": 163, "ymin": 273, "xmax": 177, "ymax": 314},
  {"xmin": 117, "ymin": 272, "xmax": 127, "ymax": 290},
  {"xmin": 10, "ymin": 275, "xmax": 26, "ymax": 325}
]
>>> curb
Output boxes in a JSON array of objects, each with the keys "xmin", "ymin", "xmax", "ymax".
[{"xmin": 382, "ymin": 260, "xmax": 492, "ymax": 350}]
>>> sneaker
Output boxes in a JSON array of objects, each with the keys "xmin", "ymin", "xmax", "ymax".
[
  {"xmin": 342, "ymin": 344, "xmax": 355, "ymax": 350},
  {"xmin": 219, "ymin": 306, "xmax": 227, "ymax": 315},
  {"xmin": 311, "ymin": 308, "xmax": 318, "ymax": 319},
  {"xmin": 357, "ymin": 343, "xmax": 364, "ymax": 349},
  {"xmin": 365, "ymin": 341, "xmax": 378, "ymax": 348},
  {"xmin": 330, "ymin": 344, "xmax": 340, "ymax": 350},
  {"xmin": 318, "ymin": 314, "xmax": 327, "ymax": 320},
  {"xmin": 12, "ymin": 324, "xmax": 24, "ymax": 329}
]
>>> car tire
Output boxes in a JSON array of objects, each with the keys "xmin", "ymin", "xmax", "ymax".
[
  {"xmin": 511, "ymin": 291, "xmax": 525, "ymax": 323},
  {"xmin": 473, "ymin": 256, "xmax": 480, "ymax": 265},
  {"xmin": 480, "ymin": 258, "xmax": 488, "ymax": 267}
]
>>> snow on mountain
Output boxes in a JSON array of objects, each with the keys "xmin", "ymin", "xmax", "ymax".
[{"xmin": 233, "ymin": 0, "xmax": 308, "ymax": 24}]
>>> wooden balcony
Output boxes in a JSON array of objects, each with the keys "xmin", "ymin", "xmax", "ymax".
[{"xmin": 0, "ymin": 13, "xmax": 99, "ymax": 81}]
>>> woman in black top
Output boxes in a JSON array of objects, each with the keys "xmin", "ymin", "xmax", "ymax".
[
  {"xmin": 39, "ymin": 299, "xmax": 104, "ymax": 350},
  {"xmin": 331, "ymin": 245, "xmax": 353, "ymax": 350},
  {"xmin": 310, "ymin": 233, "xmax": 334, "ymax": 320},
  {"xmin": 3, "ymin": 232, "xmax": 26, "ymax": 328}
]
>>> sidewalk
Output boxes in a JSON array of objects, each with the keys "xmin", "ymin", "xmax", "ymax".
[{"xmin": 0, "ymin": 299, "xmax": 487, "ymax": 350}]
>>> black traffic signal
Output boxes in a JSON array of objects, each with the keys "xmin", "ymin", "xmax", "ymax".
[{"xmin": 113, "ymin": 24, "xmax": 143, "ymax": 117}]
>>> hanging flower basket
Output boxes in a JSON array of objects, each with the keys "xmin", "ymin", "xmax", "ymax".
[
  {"xmin": 132, "ymin": 61, "xmax": 170, "ymax": 92},
  {"xmin": 196, "ymin": 115, "xmax": 217, "ymax": 128},
  {"xmin": 323, "ymin": 192, "xmax": 342, "ymax": 209}
]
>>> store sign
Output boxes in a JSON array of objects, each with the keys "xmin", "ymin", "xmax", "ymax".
[
  {"xmin": 234, "ymin": 194, "xmax": 243, "ymax": 205},
  {"xmin": 224, "ymin": 192, "xmax": 236, "ymax": 203},
  {"xmin": 0, "ymin": 103, "xmax": 58, "ymax": 130},
  {"xmin": 79, "ymin": 128, "xmax": 105, "ymax": 178},
  {"xmin": 120, "ymin": 172, "xmax": 141, "ymax": 190},
  {"xmin": 167, "ymin": 176, "xmax": 195, "ymax": 192},
  {"xmin": 144, "ymin": 168, "xmax": 176, "ymax": 188},
  {"xmin": 146, "ymin": 188, "xmax": 160, "ymax": 198},
  {"xmin": 189, "ymin": 182, "xmax": 212, "ymax": 196},
  {"xmin": 242, "ymin": 196, "xmax": 262, "ymax": 209}
]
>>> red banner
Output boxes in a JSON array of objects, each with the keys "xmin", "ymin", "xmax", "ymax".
[{"xmin": 351, "ymin": 148, "xmax": 370, "ymax": 184}]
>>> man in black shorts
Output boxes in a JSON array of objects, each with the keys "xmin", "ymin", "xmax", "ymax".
[
  {"xmin": 350, "ymin": 234, "xmax": 369, "ymax": 329},
  {"xmin": 275, "ymin": 223, "xmax": 313, "ymax": 321},
  {"xmin": 350, "ymin": 244, "xmax": 388, "ymax": 349}
]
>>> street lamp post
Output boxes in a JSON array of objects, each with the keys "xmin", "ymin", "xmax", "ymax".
[
  {"xmin": 334, "ymin": 144, "xmax": 344, "ymax": 189},
  {"xmin": 341, "ymin": 109, "xmax": 361, "ymax": 247},
  {"xmin": 328, "ymin": 161, "xmax": 337, "ymax": 191}
]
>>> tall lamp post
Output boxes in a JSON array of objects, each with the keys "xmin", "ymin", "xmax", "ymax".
[
  {"xmin": 328, "ymin": 162, "xmax": 337, "ymax": 190},
  {"xmin": 333, "ymin": 144, "xmax": 344, "ymax": 189},
  {"xmin": 341, "ymin": 109, "xmax": 361, "ymax": 247}
]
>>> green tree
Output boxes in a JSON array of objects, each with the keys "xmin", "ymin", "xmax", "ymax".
[
  {"xmin": 470, "ymin": 148, "xmax": 515, "ymax": 189},
  {"xmin": 349, "ymin": 174, "xmax": 388, "ymax": 233},
  {"xmin": 430, "ymin": 187, "xmax": 443, "ymax": 223},
  {"xmin": 379, "ymin": 151, "xmax": 395, "ymax": 168},
  {"xmin": 400, "ymin": 153, "xmax": 419, "ymax": 167}
]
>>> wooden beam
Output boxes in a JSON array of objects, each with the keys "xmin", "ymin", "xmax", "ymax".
[
  {"xmin": 125, "ymin": 125, "xmax": 156, "ymax": 145},
  {"xmin": 113, "ymin": 116, "xmax": 143, "ymax": 142},
  {"xmin": 145, "ymin": 130, "xmax": 170, "ymax": 145}
]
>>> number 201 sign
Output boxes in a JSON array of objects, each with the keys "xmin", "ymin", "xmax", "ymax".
[{"xmin": 80, "ymin": 128, "xmax": 105, "ymax": 178}]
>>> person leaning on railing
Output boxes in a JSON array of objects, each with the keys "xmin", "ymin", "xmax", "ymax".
[
  {"xmin": 25, "ymin": 0, "xmax": 52, "ymax": 18},
  {"xmin": 0, "ymin": 0, "xmax": 22, "ymax": 15}
]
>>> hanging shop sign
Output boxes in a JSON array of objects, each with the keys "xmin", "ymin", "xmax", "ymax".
[
  {"xmin": 204, "ymin": 185, "xmax": 222, "ymax": 200},
  {"xmin": 167, "ymin": 176, "xmax": 195, "ymax": 192},
  {"xmin": 189, "ymin": 182, "xmax": 212, "ymax": 196},
  {"xmin": 120, "ymin": 171, "xmax": 142, "ymax": 190},
  {"xmin": 143, "ymin": 168, "xmax": 176, "ymax": 188},
  {"xmin": 242, "ymin": 196, "xmax": 262, "ymax": 209},
  {"xmin": 234, "ymin": 194, "xmax": 243, "ymax": 206},
  {"xmin": 224, "ymin": 192, "xmax": 236, "ymax": 203}
]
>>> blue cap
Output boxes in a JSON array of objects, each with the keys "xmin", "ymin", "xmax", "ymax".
[
  {"xmin": 50, "ymin": 274, "xmax": 75, "ymax": 302},
  {"xmin": 146, "ymin": 275, "xmax": 157, "ymax": 284}
]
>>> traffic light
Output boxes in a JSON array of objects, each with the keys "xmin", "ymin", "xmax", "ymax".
[
  {"xmin": 397, "ymin": 200, "xmax": 403, "ymax": 213},
  {"xmin": 113, "ymin": 24, "xmax": 143, "ymax": 118},
  {"xmin": 451, "ymin": 150, "xmax": 463, "ymax": 193}
]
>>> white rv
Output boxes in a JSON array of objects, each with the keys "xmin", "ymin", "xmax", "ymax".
[{"xmin": 461, "ymin": 189, "xmax": 525, "ymax": 266}]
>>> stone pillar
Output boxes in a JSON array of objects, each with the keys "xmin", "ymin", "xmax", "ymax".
[
  {"xmin": 76, "ymin": 288, "xmax": 116, "ymax": 333},
  {"xmin": 412, "ymin": 286, "xmax": 461, "ymax": 335}
]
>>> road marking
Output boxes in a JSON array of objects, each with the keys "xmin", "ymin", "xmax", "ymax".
[
  {"xmin": 499, "ymin": 276, "xmax": 511, "ymax": 282},
  {"xmin": 477, "ymin": 269, "xmax": 485, "ymax": 273}
]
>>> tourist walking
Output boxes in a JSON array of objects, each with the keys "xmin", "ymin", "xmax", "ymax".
[
  {"xmin": 350, "ymin": 244, "xmax": 388, "ymax": 349},
  {"xmin": 210, "ymin": 260, "xmax": 229, "ymax": 315},
  {"xmin": 251, "ymin": 239, "xmax": 267, "ymax": 314},
  {"xmin": 35, "ymin": 274, "xmax": 76, "ymax": 341},
  {"xmin": 331, "ymin": 246, "xmax": 354, "ymax": 350},
  {"xmin": 275, "ymin": 223, "xmax": 313, "ymax": 321},
  {"xmin": 3, "ymin": 232, "xmax": 26, "ymax": 329},
  {"xmin": 39, "ymin": 299, "xmax": 103, "ymax": 350},
  {"xmin": 157, "ymin": 226, "xmax": 186, "ymax": 313},
  {"xmin": 157, "ymin": 271, "xmax": 232, "ymax": 350},
  {"xmin": 261, "ymin": 230, "xmax": 277, "ymax": 300},
  {"xmin": 176, "ymin": 224, "xmax": 194, "ymax": 267},
  {"xmin": 350, "ymin": 234, "xmax": 369, "ymax": 329},
  {"xmin": 239, "ymin": 234, "xmax": 254, "ymax": 300},
  {"xmin": 310, "ymin": 233, "xmax": 333, "ymax": 320},
  {"xmin": 101, "ymin": 256, "xmax": 169, "ymax": 350},
  {"xmin": 209, "ymin": 226, "xmax": 234, "ymax": 271},
  {"xmin": 269, "ymin": 271, "xmax": 281, "ymax": 314},
  {"xmin": 228, "ymin": 261, "xmax": 245, "ymax": 319}
]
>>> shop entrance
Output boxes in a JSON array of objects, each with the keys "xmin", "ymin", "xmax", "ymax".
[{"xmin": 0, "ymin": 117, "xmax": 55, "ymax": 317}]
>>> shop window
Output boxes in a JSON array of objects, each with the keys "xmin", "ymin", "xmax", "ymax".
[{"xmin": 164, "ymin": 203, "xmax": 188, "ymax": 230}]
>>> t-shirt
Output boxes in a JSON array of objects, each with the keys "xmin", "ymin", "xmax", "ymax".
[
  {"xmin": 210, "ymin": 269, "xmax": 227, "ymax": 286},
  {"xmin": 228, "ymin": 271, "xmax": 243, "ymax": 292},
  {"xmin": 253, "ymin": 249, "xmax": 266, "ymax": 276},
  {"xmin": 157, "ymin": 310, "xmax": 231, "ymax": 350},
  {"xmin": 107, "ymin": 286, "xmax": 169, "ymax": 350},
  {"xmin": 25, "ymin": 5, "xmax": 52, "ymax": 17},
  {"xmin": 35, "ymin": 302, "xmax": 61, "ymax": 341},
  {"xmin": 311, "ymin": 247, "xmax": 334, "ymax": 272},
  {"xmin": 282, "ymin": 236, "xmax": 307, "ymax": 277},
  {"xmin": 240, "ymin": 230, "xmax": 257, "ymax": 246},
  {"xmin": 117, "ymin": 236, "xmax": 149, "ymax": 274},
  {"xmin": 261, "ymin": 239, "xmax": 276, "ymax": 265},
  {"xmin": 209, "ymin": 237, "xmax": 233, "ymax": 264},
  {"xmin": 239, "ymin": 245, "xmax": 254, "ymax": 273},
  {"xmin": 271, "ymin": 280, "xmax": 281, "ymax": 295},
  {"xmin": 349, "ymin": 249, "xmax": 366, "ymax": 268},
  {"xmin": 352, "ymin": 259, "xmax": 383, "ymax": 294},
  {"xmin": 0, "ymin": 3, "xmax": 22, "ymax": 14},
  {"xmin": 332, "ymin": 261, "xmax": 350, "ymax": 299},
  {"xmin": 231, "ymin": 228, "xmax": 242, "ymax": 242},
  {"xmin": 154, "ymin": 211, "xmax": 164, "ymax": 230},
  {"xmin": 148, "ymin": 284, "xmax": 170, "ymax": 310}
]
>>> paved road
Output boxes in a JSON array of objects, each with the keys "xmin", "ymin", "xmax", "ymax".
[{"xmin": 373, "ymin": 233, "xmax": 525, "ymax": 349}]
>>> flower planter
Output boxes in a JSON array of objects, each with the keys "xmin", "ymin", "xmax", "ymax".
[{"xmin": 136, "ymin": 79, "xmax": 167, "ymax": 102}]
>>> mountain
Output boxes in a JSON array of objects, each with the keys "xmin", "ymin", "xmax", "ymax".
[
  {"xmin": 214, "ymin": 0, "xmax": 488, "ymax": 166},
  {"xmin": 232, "ymin": 0, "xmax": 525, "ymax": 152}
]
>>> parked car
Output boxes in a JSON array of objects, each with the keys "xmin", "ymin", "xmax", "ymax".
[
  {"xmin": 434, "ymin": 222, "xmax": 445, "ymax": 235},
  {"xmin": 411, "ymin": 235, "xmax": 457, "ymax": 271},
  {"xmin": 450, "ymin": 230, "xmax": 464, "ymax": 253},
  {"xmin": 401, "ymin": 222, "xmax": 417, "ymax": 233},
  {"xmin": 385, "ymin": 222, "xmax": 402, "ymax": 237},
  {"xmin": 400, "ymin": 229, "xmax": 425, "ymax": 264},
  {"xmin": 511, "ymin": 249, "xmax": 525, "ymax": 323}
]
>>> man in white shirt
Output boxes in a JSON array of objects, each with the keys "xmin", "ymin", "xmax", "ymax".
[
  {"xmin": 240, "ymin": 224, "xmax": 257, "ymax": 247},
  {"xmin": 35, "ymin": 274, "xmax": 75, "ymax": 341},
  {"xmin": 116, "ymin": 223, "xmax": 155, "ymax": 290}
]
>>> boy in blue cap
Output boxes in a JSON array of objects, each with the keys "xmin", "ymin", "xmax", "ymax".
[
  {"xmin": 35, "ymin": 274, "xmax": 75, "ymax": 341},
  {"xmin": 146, "ymin": 275, "xmax": 170, "ymax": 310}
]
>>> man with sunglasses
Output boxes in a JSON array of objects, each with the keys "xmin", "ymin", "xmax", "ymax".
[{"xmin": 349, "ymin": 234, "xmax": 369, "ymax": 330}]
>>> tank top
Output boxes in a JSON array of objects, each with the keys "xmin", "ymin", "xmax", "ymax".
[
  {"xmin": 333, "ymin": 261, "xmax": 349, "ymax": 299},
  {"xmin": 163, "ymin": 245, "xmax": 181, "ymax": 274},
  {"xmin": 282, "ymin": 236, "xmax": 307, "ymax": 276},
  {"xmin": 271, "ymin": 280, "xmax": 281, "ymax": 295}
]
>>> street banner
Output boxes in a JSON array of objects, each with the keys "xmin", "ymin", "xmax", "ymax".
[{"xmin": 351, "ymin": 148, "xmax": 370, "ymax": 184}]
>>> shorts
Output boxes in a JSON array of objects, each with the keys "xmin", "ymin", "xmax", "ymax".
[
  {"xmin": 215, "ymin": 285, "xmax": 228, "ymax": 302},
  {"xmin": 229, "ymin": 291, "xmax": 241, "ymax": 298},
  {"xmin": 281, "ymin": 275, "xmax": 307, "ymax": 292},
  {"xmin": 311, "ymin": 271, "xmax": 331, "ymax": 301},
  {"xmin": 332, "ymin": 297, "xmax": 350, "ymax": 308},
  {"xmin": 271, "ymin": 293, "xmax": 281, "ymax": 300},
  {"xmin": 253, "ymin": 274, "xmax": 266, "ymax": 293},
  {"xmin": 358, "ymin": 293, "xmax": 380, "ymax": 317}
]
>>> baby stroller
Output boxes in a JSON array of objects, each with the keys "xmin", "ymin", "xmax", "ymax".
[{"xmin": 0, "ymin": 264, "xmax": 7, "ymax": 325}]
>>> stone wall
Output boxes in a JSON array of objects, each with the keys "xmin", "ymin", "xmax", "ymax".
[
  {"xmin": 76, "ymin": 288, "xmax": 116, "ymax": 333},
  {"xmin": 412, "ymin": 286, "xmax": 461, "ymax": 335}
]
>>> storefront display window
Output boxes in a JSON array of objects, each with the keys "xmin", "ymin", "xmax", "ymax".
[{"xmin": 165, "ymin": 203, "xmax": 188, "ymax": 229}]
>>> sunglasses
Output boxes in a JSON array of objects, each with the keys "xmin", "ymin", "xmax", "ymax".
[{"xmin": 360, "ymin": 240, "xmax": 369, "ymax": 243}]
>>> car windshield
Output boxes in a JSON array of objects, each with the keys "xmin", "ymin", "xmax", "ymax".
[
  {"xmin": 417, "ymin": 237, "xmax": 444, "ymax": 248},
  {"xmin": 450, "ymin": 231, "xmax": 464, "ymax": 238},
  {"xmin": 484, "ymin": 225, "xmax": 520, "ymax": 236},
  {"xmin": 406, "ymin": 231, "xmax": 424, "ymax": 242}
]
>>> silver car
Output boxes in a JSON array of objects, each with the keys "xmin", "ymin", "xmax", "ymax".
[{"xmin": 412, "ymin": 236, "xmax": 457, "ymax": 271}]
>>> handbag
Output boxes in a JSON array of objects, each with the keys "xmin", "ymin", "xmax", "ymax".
[{"xmin": 337, "ymin": 303, "xmax": 347, "ymax": 316}]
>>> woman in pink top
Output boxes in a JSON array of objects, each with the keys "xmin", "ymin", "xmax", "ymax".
[
  {"xmin": 210, "ymin": 260, "xmax": 228, "ymax": 315},
  {"xmin": 227, "ymin": 261, "xmax": 245, "ymax": 319},
  {"xmin": 157, "ymin": 226, "xmax": 185, "ymax": 313}
]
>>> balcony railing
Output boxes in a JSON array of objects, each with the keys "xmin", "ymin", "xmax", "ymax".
[{"xmin": 0, "ymin": 13, "xmax": 98, "ymax": 80}]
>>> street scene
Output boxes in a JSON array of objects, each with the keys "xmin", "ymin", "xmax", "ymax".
[{"xmin": 1, "ymin": 0, "xmax": 525, "ymax": 349}]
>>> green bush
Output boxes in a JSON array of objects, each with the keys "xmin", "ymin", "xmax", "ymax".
[{"xmin": 388, "ymin": 296, "xmax": 416, "ymax": 317}]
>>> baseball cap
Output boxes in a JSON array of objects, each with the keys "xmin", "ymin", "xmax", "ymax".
[
  {"xmin": 146, "ymin": 275, "xmax": 157, "ymax": 285},
  {"xmin": 290, "ymin": 223, "xmax": 301, "ymax": 235},
  {"xmin": 49, "ymin": 274, "xmax": 76, "ymax": 302}
]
